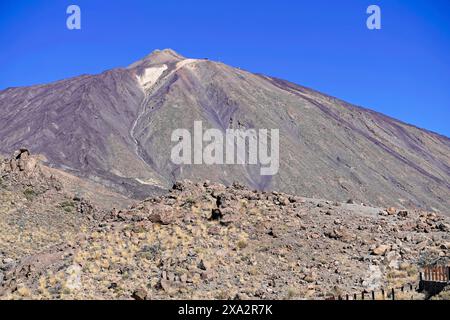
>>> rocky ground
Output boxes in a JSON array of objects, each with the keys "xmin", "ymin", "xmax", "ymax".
[
  {"xmin": 0, "ymin": 150, "xmax": 101, "ymax": 262},
  {"xmin": 0, "ymin": 152, "xmax": 449, "ymax": 300}
]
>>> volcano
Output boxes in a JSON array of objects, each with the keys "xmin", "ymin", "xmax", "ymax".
[{"xmin": 0, "ymin": 49, "xmax": 449, "ymax": 212}]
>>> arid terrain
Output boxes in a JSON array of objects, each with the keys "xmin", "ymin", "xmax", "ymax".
[
  {"xmin": 0, "ymin": 152, "xmax": 448, "ymax": 300},
  {"xmin": 0, "ymin": 50, "xmax": 449, "ymax": 300}
]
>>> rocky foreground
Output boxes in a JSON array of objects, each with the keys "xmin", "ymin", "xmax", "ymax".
[{"xmin": 0, "ymin": 152, "xmax": 449, "ymax": 300}]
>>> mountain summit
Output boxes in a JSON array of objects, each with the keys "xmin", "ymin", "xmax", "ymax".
[
  {"xmin": 128, "ymin": 49, "xmax": 186, "ymax": 68},
  {"xmin": 0, "ymin": 50, "xmax": 449, "ymax": 212}
]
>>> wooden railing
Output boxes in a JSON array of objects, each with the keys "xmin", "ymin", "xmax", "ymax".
[
  {"xmin": 326, "ymin": 265, "xmax": 450, "ymax": 300},
  {"xmin": 326, "ymin": 283, "xmax": 417, "ymax": 301},
  {"xmin": 420, "ymin": 266, "xmax": 450, "ymax": 283}
]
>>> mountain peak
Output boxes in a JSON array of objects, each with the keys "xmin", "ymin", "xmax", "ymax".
[
  {"xmin": 146, "ymin": 48, "xmax": 186, "ymax": 61},
  {"xmin": 129, "ymin": 49, "xmax": 186, "ymax": 68}
]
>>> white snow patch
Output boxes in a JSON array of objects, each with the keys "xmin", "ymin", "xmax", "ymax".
[
  {"xmin": 135, "ymin": 178, "xmax": 153, "ymax": 185},
  {"xmin": 135, "ymin": 178, "xmax": 165, "ymax": 188},
  {"xmin": 136, "ymin": 65, "xmax": 168, "ymax": 88}
]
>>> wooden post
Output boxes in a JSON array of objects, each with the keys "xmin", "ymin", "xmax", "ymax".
[
  {"xmin": 361, "ymin": 292, "xmax": 365, "ymax": 300},
  {"xmin": 354, "ymin": 293, "xmax": 357, "ymax": 300},
  {"xmin": 381, "ymin": 288, "xmax": 385, "ymax": 300},
  {"xmin": 372, "ymin": 291, "xmax": 375, "ymax": 300},
  {"xmin": 346, "ymin": 294, "xmax": 349, "ymax": 301},
  {"xmin": 391, "ymin": 288, "xmax": 395, "ymax": 301}
]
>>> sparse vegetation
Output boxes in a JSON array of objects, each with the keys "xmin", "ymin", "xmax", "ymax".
[
  {"xmin": 183, "ymin": 197, "xmax": 196, "ymax": 208},
  {"xmin": 60, "ymin": 200, "xmax": 76, "ymax": 213},
  {"xmin": 1, "ymin": 165, "xmax": 449, "ymax": 300},
  {"xmin": 23, "ymin": 188, "xmax": 37, "ymax": 201}
]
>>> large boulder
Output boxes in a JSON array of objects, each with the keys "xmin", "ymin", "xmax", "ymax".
[
  {"xmin": 372, "ymin": 244, "xmax": 390, "ymax": 256},
  {"xmin": 6, "ymin": 149, "xmax": 39, "ymax": 174}
]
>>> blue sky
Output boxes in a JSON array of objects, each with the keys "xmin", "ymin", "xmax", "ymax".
[{"xmin": 0, "ymin": 0, "xmax": 449, "ymax": 137}]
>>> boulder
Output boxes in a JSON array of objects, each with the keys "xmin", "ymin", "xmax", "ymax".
[
  {"xmin": 372, "ymin": 245, "xmax": 390, "ymax": 256},
  {"xmin": 440, "ymin": 242, "xmax": 450, "ymax": 250},
  {"xmin": 437, "ymin": 223, "xmax": 449, "ymax": 232},
  {"xmin": 148, "ymin": 206, "xmax": 174, "ymax": 225},
  {"xmin": 132, "ymin": 288, "xmax": 148, "ymax": 300},
  {"xmin": 9, "ymin": 159, "xmax": 17, "ymax": 171},
  {"xmin": 303, "ymin": 272, "xmax": 317, "ymax": 283},
  {"xmin": 397, "ymin": 210, "xmax": 408, "ymax": 218},
  {"xmin": 387, "ymin": 207, "xmax": 397, "ymax": 215},
  {"xmin": 277, "ymin": 196, "xmax": 289, "ymax": 206},
  {"xmin": 198, "ymin": 259, "xmax": 212, "ymax": 271},
  {"xmin": 325, "ymin": 227, "xmax": 355, "ymax": 242}
]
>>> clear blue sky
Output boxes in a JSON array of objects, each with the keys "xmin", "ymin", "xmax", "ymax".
[{"xmin": 0, "ymin": 0, "xmax": 449, "ymax": 137}]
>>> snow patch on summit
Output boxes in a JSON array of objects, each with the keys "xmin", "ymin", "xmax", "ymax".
[{"xmin": 136, "ymin": 65, "xmax": 168, "ymax": 89}]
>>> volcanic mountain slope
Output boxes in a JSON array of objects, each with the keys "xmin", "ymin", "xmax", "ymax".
[{"xmin": 0, "ymin": 49, "xmax": 449, "ymax": 212}]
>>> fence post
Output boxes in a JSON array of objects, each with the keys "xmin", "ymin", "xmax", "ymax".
[
  {"xmin": 381, "ymin": 288, "xmax": 385, "ymax": 300},
  {"xmin": 361, "ymin": 292, "xmax": 365, "ymax": 300},
  {"xmin": 354, "ymin": 293, "xmax": 357, "ymax": 300},
  {"xmin": 391, "ymin": 288, "xmax": 395, "ymax": 301},
  {"xmin": 447, "ymin": 266, "xmax": 450, "ymax": 282},
  {"xmin": 419, "ymin": 272, "xmax": 424, "ymax": 292},
  {"xmin": 346, "ymin": 294, "xmax": 349, "ymax": 301},
  {"xmin": 372, "ymin": 291, "xmax": 375, "ymax": 300}
]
